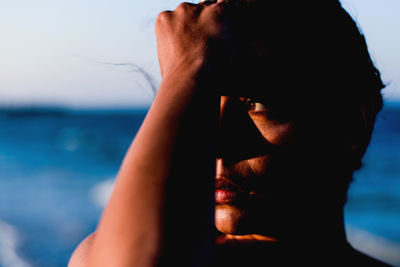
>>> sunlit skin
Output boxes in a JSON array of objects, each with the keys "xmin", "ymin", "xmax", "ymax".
[
  {"xmin": 215, "ymin": 96, "xmax": 296, "ymax": 237},
  {"xmin": 214, "ymin": 94, "xmax": 367, "ymax": 238},
  {"xmin": 214, "ymin": 94, "xmax": 351, "ymax": 244}
]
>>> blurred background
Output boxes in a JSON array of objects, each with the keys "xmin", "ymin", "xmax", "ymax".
[{"xmin": 0, "ymin": 0, "xmax": 399, "ymax": 266}]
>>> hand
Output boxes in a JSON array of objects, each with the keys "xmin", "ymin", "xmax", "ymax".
[{"xmin": 155, "ymin": 0, "xmax": 235, "ymax": 78}]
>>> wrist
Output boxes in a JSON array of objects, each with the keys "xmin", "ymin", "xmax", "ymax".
[
  {"xmin": 162, "ymin": 54, "xmax": 207, "ymax": 81},
  {"xmin": 151, "ymin": 55, "xmax": 219, "ymax": 127}
]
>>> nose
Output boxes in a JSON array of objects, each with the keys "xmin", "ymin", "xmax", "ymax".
[{"xmin": 217, "ymin": 96, "xmax": 272, "ymax": 164}]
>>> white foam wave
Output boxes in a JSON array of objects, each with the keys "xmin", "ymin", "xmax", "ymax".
[
  {"xmin": 90, "ymin": 178, "xmax": 115, "ymax": 207},
  {"xmin": 0, "ymin": 221, "xmax": 31, "ymax": 267},
  {"xmin": 347, "ymin": 225, "xmax": 400, "ymax": 266}
]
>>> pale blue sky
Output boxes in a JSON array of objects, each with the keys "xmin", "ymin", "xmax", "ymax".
[{"xmin": 0, "ymin": 0, "xmax": 399, "ymax": 108}]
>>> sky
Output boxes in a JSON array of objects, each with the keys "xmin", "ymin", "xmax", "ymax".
[{"xmin": 0, "ymin": 0, "xmax": 399, "ymax": 108}]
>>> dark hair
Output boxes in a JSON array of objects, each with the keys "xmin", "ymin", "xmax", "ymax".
[
  {"xmin": 224, "ymin": 0, "xmax": 386, "ymax": 205},
  {"xmin": 229, "ymin": 0, "xmax": 385, "ymax": 160}
]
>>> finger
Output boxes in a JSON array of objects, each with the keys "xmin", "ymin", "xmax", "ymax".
[
  {"xmin": 155, "ymin": 10, "xmax": 173, "ymax": 30},
  {"xmin": 174, "ymin": 2, "xmax": 203, "ymax": 17},
  {"xmin": 175, "ymin": 2, "xmax": 198, "ymax": 11}
]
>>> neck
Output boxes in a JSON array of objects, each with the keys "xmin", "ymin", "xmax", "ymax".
[
  {"xmin": 213, "ymin": 210, "xmax": 351, "ymax": 267},
  {"xmin": 275, "ymin": 207, "xmax": 349, "ymax": 252}
]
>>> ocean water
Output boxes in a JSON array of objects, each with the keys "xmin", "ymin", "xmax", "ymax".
[{"xmin": 0, "ymin": 105, "xmax": 399, "ymax": 266}]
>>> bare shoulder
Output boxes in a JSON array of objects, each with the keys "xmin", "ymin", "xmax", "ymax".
[{"xmin": 68, "ymin": 232, "xmax": 96, "ymax": 267}]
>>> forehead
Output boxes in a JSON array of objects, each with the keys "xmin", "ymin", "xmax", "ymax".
[
  {"xmin": 226, "ymin": 39, "xmax": 303, "ymax": 102},
  {"xmin": 225, "ymin": 4, "xmax": 356, "ymax": 112}
]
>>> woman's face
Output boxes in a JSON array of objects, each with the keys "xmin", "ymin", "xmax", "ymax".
[
  {"xmin": 213, "ymin": 34, "xmax": 362, "ymax": 238},
  {"xmin": 215, "ymin": 95, "xmax": 309, "ymax": 237},
  {"xmin": 215, "ymin": 90, "xmax": 360, "ymax": 239}
]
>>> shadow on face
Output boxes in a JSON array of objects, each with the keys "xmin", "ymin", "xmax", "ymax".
[
  {"xmin": 215, "ymin": 57, "xmax": 361, "ymax": 238},
  {"xmin": 211, "ymin": 0, "xmax": 383, "ymax": 241}
]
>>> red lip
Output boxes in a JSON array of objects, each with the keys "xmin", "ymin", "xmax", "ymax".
[{"xmin": 215, "ymin": 177, "xmax": 246, "ymax": 204}]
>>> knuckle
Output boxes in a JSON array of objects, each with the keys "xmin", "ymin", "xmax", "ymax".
[
  {"xmin": 155, "ymin": 10, "xmax": 172, "ymax": 27},
  {"xmin": 175, "ymin": 2, "xmax": 199, "ymax": 15},
  {"xmin": 214, "ymin": 2, "xmax": 227, "ymax": 12},
  {"xmin": 210, "ymin": 3, "xmax": 230, "ymax": 20},
  {"xmin": 176, "ymin": 2, "xmax": 193, "ymax": 11}
]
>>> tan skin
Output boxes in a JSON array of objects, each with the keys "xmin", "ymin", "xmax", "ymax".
[{"xmin": 68, "ymin": 1, "xmax": 389, "ymax": 266}]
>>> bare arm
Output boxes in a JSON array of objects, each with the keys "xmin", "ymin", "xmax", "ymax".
[{"xmin": 69, "ymin": 2, "xmax": 233, "ymax": 267}]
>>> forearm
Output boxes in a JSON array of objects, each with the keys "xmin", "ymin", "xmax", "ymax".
[{"xmin": 87, "ymin": 62, "xmax": 218, "ymax": 267}]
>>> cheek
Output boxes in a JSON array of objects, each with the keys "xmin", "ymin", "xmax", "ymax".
[
  {"xmin": 247, "ymin": 156, "xmax": 270, "ymax": 177},
  {"xmin": 251, "ymin": 117, "xmax": 295, "ymax": 146}
]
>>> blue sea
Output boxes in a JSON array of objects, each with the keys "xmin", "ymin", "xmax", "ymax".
[{"xmin": 0, "ymin": 104, "xmax": 399, "ymax": 266}]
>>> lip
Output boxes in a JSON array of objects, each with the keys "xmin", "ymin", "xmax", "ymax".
[{"xmin": 215, "ymin": 177, "xmax": 247, "ymax": 204}]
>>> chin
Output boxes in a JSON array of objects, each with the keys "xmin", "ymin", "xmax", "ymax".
[
  {"xmin": 215, "ymin": 204, "xmax": 248, "ymax": 234},
  {"xmin": 215, "ymin": 203, "xmax": 281, "ymax": 239}
]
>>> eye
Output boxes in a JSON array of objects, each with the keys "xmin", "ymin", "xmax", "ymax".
[
  {"xmin": 244, "ymin": 98, "xmax": 292, "ymax": 122},
  {"xmin": 245, "ymin": 99, "xmax": 268, "ymax": 112}
]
